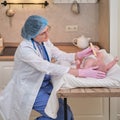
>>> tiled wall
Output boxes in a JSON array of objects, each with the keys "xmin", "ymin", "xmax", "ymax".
[{"xmin": 0, "ymin": 0, "xmax": 99, "ymax": 43}]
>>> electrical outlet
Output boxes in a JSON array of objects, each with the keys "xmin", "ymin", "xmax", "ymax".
[{"xmin": 66, "ymin": 25, "xmax": 78, "ymax": 32}]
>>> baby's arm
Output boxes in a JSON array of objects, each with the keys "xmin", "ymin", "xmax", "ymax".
[{"xmin": 106, "ymin": 57, "xmax": 119, "ymax": 71}]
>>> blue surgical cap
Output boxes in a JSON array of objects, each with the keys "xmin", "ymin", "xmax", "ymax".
[{"xmin": 21, "ymin": 15, "xmax": 48, "ymax": 40}]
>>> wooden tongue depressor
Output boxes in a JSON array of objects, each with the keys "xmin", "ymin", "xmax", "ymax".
[{"xmin": 90, "ymin": 42, "xmax": 97, "ymax": 57}]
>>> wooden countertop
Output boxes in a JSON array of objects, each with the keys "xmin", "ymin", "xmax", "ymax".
[
  {"xmin": 57, "ymin": 87, "xmax": 120, "ymax": 98},
  {"xmin": 0, "ymin": 56, "xmax": 14, "ymax": 61}
]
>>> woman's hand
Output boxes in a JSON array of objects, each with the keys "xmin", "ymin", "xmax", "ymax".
[
  {"xmin": 68, "ymin": 66, "xmax": 106, "ymax": 79},
  {"xmin": 75, "ymin": 47, "xmax": 92, "ymax": 59},
  {"xmin": 78, "ymin": 66, "xmax": 106, "ymax": 79}
]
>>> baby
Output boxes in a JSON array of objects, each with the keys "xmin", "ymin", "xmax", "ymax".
[{"xmin": 76, "ymin": 46, "xmax": 119, "ymax": 73}]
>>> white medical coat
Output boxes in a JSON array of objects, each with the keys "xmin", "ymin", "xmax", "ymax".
[{"xmin": 0, "ymin": 39, "xmax": 75, "ymax": 120}]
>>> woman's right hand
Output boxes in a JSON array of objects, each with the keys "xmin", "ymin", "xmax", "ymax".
[
  {"xmin": 78, "ymin": 66, "xmax": 106, "ymax": 79},
  {"xmin": 76, "ymin": 47, "xmax": 92, "ymax": 59}
]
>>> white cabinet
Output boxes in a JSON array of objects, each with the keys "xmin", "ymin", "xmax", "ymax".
[
  {"xmin": 0, "ymin": 61, "xmax": 40, "ymax": 120},
  {"xmin": 0, "ymin": 61, "xmax": 14, "ymax": 120},
  {"xmin": 110, "ymin": 98, "xmax": 120, "ymax": 120},
  {"xmin": 0, "ymin": 61, "xmax": 14, "ymax": 91}
]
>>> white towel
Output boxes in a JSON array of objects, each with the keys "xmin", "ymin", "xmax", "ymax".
[{"xmin": 45, "ymin": 49, "xmax": 120, "ymax": 118}]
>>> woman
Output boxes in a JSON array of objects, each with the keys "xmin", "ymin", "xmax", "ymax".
[{"xmin": 0, "ymin": 15, "xmax": 106, "ymax": 120}]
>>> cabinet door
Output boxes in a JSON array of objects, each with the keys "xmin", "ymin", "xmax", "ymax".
[
  {"xmin": 0, "ymin": 61, "xmax": 39, "ymax": 120},
  {"xmin": 0, "ymin": 61, "xmax": 14, "ymax": 91},
  {"xmin": 68, "ymin": 97, "xmax": 109, "ymax": 120},
  {"xmin": 0, "ymin": 61, "xmax": 14, "ymax": 120},
  {"xmin": 110, "ymin": 97, "xmax": 120, "ymax": 120}
]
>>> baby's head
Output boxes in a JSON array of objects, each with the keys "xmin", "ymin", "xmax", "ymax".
[{"xmin": 94, "ymin": 46, "xmax": 100, "ymax": 53}]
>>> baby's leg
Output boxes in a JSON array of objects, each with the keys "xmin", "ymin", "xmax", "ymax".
[{"xmin": 106, "ymin": 56, "xmax": 119, "ymax": 71}]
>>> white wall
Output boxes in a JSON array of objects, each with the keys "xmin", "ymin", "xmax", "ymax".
[
  {"xmin": 118, "ymin": 0, "xmax": 120, "ymax": 65},
  {"xmin": 109, "ymin": 0, "xmax": 119, "ymax": 57}
]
